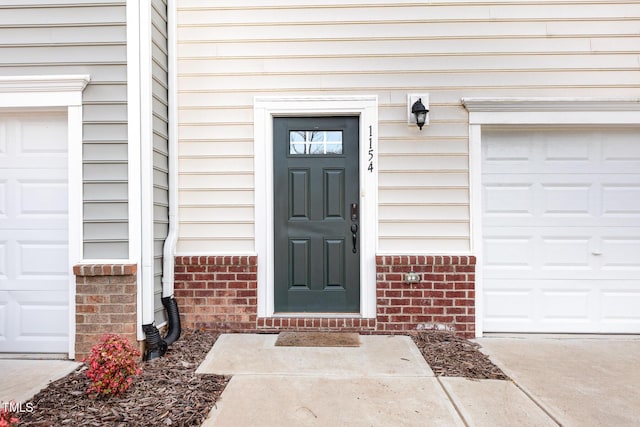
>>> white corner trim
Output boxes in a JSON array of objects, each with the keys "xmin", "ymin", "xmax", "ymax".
[
  {"xmin": 128, "ymin": 1, "xmax": 156, "ymax": 335},
  {"xmin": 254, "ymin": 95, "xmax": 379, "ymax": 319},
  {"xmin": 0, "ymin": 74, "xmax": 90, "ymax": 359},
  {"xmin": 463, "ymin": 97, "xmax": 640, "ymax": 338}
]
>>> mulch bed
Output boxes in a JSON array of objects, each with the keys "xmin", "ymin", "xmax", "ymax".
[
  {"xmin": 16, "ymin": 329, "xmax": 507, "ymax": 426},
  {"xmin": 412, "ymin": 330, "xmax": 509, "ymax": 380},
  {"xmin": 19, "ymin": 329, "xmax": 228, "ymax": 427}
]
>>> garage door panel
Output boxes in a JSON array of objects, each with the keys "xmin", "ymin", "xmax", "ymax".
[
  {"xmin": 0, "ymin": 113, "xmax": 69, "ymax": 353},
  {"xmin": 19, "ymin": 119, "xmax": 67, "ymax": 154},
  {"xmin": 19, "ymin": 180, "xmax": 68, "ymax": 216},
  {"xmin": 0, "ymin": 243, "xmax": 5, "ymax": 279},
  {"xmin": 485, "ymin": 175, "xmax": 640, "ymax": 226},
  {"xmin": 0, "ymin": 292, "xmax": 7, "ymax": 341},
  {"xmin": 0, "ymin": 181, "xmax": 6, "ymax": 218},
  {"xmin": 485, "ymin": 233, "xmax": 637, "ymax": 280},
  {"xmin": 20, "ymin": 242, "xmax": 68, "ymax": 276},
  {"xmin": 483, "ymin": 236, "xmax": 534, "ymax": 269},
  {"xmin": 483, "ymin": 184, "xmax": 533, "ymax": 216},
  {"xmin": 539, "ymin": 289, "xmax": 591, "ymax": 321},
  {"xmin": 485, "ymin": 229, "xmax": 597, "ymax": 278},
  {"xmin": 0, "ymin": 291, "xmax": 69, "ymax": 353},
  {"xmin": 486, "ymin": 217, "xmax": 638, "ymax": 229},
  {"xmin": 484, "ymin": 132, "xmax": 533, "ymax": 162},
  {"xmin": 602, "ymin": 132, "xmax": 640, "ymax": 161},
  {"xmin": 484, "ymin": 288, "xmax": 534, "ymax": 321},
  {"xmin": 601, "ymin": 184, "xmax": 640, "ymax": 216},
  {"xmin": 0, "ymin": 231, "xmax": 68, "ymax": 291},
  {"xmin": 15, "ymin": 290, "xmax": 68, "ymax": 332},
  {"xmin": 0, "ymin": 158, "xmax": 66, "ymax": 170},
  {"xmin": 485, "ymin": 280, "xmax": 597, "ymax": 332},
  {"xmin": 484, "ymin": 129, "xmax": 640, "ymax": 174},
  {"xmin": 483, "ymin": 127, "xmax": 640, "ymax": 333},
  {"xmin": 601, "ymin": 238, "xmax": 640, "ymax": 270},
  {"xmin": 601, "ymin": 290, "xmax": 640, "ymax": 323},
  {"xmin": 540, "ymin": 237, "xmax": 591, "ymax": 269},
  {"xmin": 543, "ymin": 137, "xmax": 591, "ymax": 161},
  {"xmin": 541, "ymin": 184, "xmax": 592, "ymax": 216}
]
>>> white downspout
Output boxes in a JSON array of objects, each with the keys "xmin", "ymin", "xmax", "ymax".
[
  {"xmin": 162, "ymin": 0, "xmax": 178, "ymax": 298},
  {"xmin": 138, "ymin": 0, "xmax": 155, "ymax": 328}
]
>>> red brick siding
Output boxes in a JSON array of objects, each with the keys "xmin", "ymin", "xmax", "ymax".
[
  {"xmin": 174, "ymin": 254, "xmax": 476, "ymax": 337},
  {"xmin": 174, "ymin": 256, "xmax": 258, "ymax": 330},
  {"xmin": 73, "ymin": 264, "xmax": 138, "ymax": 360},
  {"xmin": 376, "ymin": 255, "xmax": 476, "ymax": 337}
]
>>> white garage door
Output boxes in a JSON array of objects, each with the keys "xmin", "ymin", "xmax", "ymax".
[
  {"xmin": 482, "ymin": 127, "xmax": 640, "ymax": 333},
  {"xmin": 0, "ymin": 111, "xmax": 69, "ymax": 353}
]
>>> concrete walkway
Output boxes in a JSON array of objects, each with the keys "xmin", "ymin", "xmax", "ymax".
[
  {"xmin": 477, "ymin": 335, "xmax": 640, "ymax": 427},
  {"xmin": 197, "ymin": 334, "xmax": 555, "ymax": 426},
  {"xmin": 3, "ymin": 334, "xmax": 638, "ymax": 426},
  {"xmin": 0, "ymin": 359, "xmax": 80, "ymax": 404}
]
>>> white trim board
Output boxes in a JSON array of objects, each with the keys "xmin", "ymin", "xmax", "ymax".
[
  {"xmin": 254, "ymin": 95, "xmax": 379, "ymax": 319},
  {"xmin": 463, "ymin": 97, "xmax": 640, "ymax": 338},
  {"xmin": 128, "ymin": 0, "xmax": 156, "ymax": 337},
  {"xmin": 0, "ymin": 74, "xmax": 90, "ymax": 359}
]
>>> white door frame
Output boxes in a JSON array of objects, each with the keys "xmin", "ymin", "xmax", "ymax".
[
  {"xmin": 463, "ymin": 97, "xmax": 640, "ymax": 337},
  {"xmin": 0, "ymin": 75, "xmax": 89, "ymax": 357},
  {"xmin": 254, "ymin": 96, "xmax": 379, "ymax": 319}
]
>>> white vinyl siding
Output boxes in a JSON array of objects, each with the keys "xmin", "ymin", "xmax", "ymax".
[
  {"xmin": 152, "ymin": 0, "xmax": 169, "ymax": 325},
  {"xmin": 176, "ymin": 1, "xmax": 640, "ymax": 254},
  {"xmin": 0, "ymin": 1, "xmax": 129, "ymax": 259}
]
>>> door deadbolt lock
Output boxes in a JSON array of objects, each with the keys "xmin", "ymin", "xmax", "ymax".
[{"xmin": 351, "ymin": 203, "xmax": 359, "ymax": 222}]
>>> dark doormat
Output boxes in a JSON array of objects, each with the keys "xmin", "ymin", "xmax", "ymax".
[{"xmin": 275, "ymin": 332, "xmax": 360, "ymax": 347}]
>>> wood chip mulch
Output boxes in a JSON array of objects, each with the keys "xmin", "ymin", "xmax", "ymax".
[
  {"xmin": 411, "ymin": 330, "xmax": 509, "ymax": 380},
  {"xmin": 19, "ymin": 329, "xmax": 229, "ymax": 427},
  {"xmin": 17, "ymin": 329, "xmax": 507, "ymax": 426}
]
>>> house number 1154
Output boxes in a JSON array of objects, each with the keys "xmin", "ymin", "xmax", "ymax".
[{"xmin": 368, "ymin": 125, "xmax": 374, "ymax": 173}]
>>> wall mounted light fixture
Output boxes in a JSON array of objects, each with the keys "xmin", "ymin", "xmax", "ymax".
[{"xmin": 407, "ymin": 94, "xmax": 430, "ymax": 130}]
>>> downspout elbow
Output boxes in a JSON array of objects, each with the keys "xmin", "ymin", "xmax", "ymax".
[{"xmin": 161, "ymin": 296, "xmax": 181, "ymax": 346}]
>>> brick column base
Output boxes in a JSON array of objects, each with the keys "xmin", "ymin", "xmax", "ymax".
[
  {"xmin": 376, "ymin": 255, "xmax": 476, "ymax": 337},
  {"xmin": 73, "ymin": 264, "xmax": 138, "ymax": 360}
]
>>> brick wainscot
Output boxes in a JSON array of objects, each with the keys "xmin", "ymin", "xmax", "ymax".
[
  {"xmin": 174, "ymin": 255, "xmax": 476, "ymax": 337},
  {"xmin": 73, "ymin": 264, "xmax": 138, "ymax": 360}
]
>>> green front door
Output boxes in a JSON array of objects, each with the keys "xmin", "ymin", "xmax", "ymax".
[{"xmin": 273, "ymin": 116, "xmax": 360, "ymax": 313}]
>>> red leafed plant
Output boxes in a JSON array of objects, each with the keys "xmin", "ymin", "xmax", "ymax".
[
  {"xmin": 0, "ymin": 406, "xmax": 19, "ymax": 427},
  {"xmin": 84, "ymin": 334, "xmax": 142, "ymax": 397}
]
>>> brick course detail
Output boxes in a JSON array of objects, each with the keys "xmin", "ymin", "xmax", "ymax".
[
  {"xmin": 73, "ymin": 264, "xmax": 138, "ymax": 360},
  {"xmin": 174, "ymin": 256, "xmax": 258, "ymax": 330},
  {"xmin": 376, "ymin": 255, "xmax": 476, "ymax": 337},
  {"xmin": 174, "ymin": 255, "xmax": 476, "ymax": 337}
]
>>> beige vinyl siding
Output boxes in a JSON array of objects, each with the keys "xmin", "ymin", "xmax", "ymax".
[
  {"xmin": 0, "ymin": 1, "xmax": 129, "ymax": 258},
  {"xmin": 176, "ymin": 1, "xmax": 640, "ymax": 254},
  {"xmin": 152, "ymin": 0, "xmax": 169, "ymax": 324}
]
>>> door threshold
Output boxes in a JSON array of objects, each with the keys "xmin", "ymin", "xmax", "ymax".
[{"xmin": 272, "ymin": 312, "xmax": 363, "ymax": 319}]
